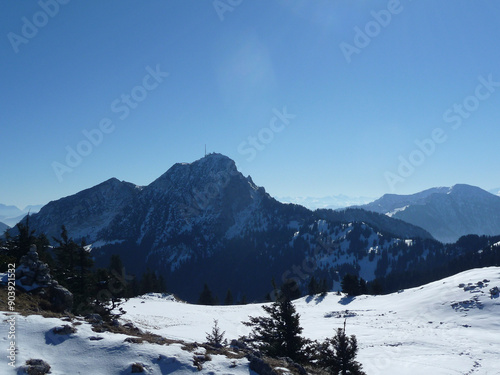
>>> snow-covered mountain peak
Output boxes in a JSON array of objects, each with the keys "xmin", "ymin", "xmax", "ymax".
[
  {"xmin": 447, "ymin": 183, "xmax": 487, "ymax": 196},
  {"xmin": 359, "ymin": 184, "xmax": 500, "ymax": 243},
  {"xmin": 148, "ymin": 153, "xmax": 238, "ymax": 192},
  {"xmin": 196, "ymin": 152, "xmax": 236, "ymax": 168}
]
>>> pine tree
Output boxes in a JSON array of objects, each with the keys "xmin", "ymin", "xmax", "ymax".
[
  {"xmin": 53, "ymin": 226, "xmax": 93, "ymax": 311},
  {"xmin": 107, "ymin": 254, "xmax": 130, "ymax": 298},
  {"xmin": 126, "ymin": 275, "xmax": 140, "ymax": 297},
  {"xmin": 4, "ymin": 216, "xmax": 40, "ymax": 264},
  {"xmin": 359, "ymin": 278, "xmax": 368, "ymax": 295},
  {"xmin": 157, "ymin": 274, "xmax": 167, "ymax": 293},
  {"xmin": 140, "ymin": 269, "xmax": 154, "ymax": 293},
  {"xmin": 317, "ymin": 321, "xmax": 366, "ymax": 375},
  {"xmin": 75, "ymin": 239, "xmax": 93, "ymax": 305},
  {"xmin": 53, "ymin": 226, "xmax": 79, "ymax": 285},
  {"xmin": 341, "ymin": 274, "xmax": 360, "ymax": 296},
  {"xmin": 205, "ymin": 319, "xmax": 226, "ymax": 348},
  {"xmin": 140, "ymin": 268, "xmax": 166, "ymax": 294},
  {"xmin": 109, "ymin": 254, "xmax": 124, "ymax": 277},
  {"xmin": 368, "ymin": 279, "xmax": 383, "ymax": 295},
  {"xmin": 281, "ymin": 278, "xmax": 302, "ymax": 300},
  {"xmin": 308, "ymin": 276, "xmax": 319, "ymax": 296},
  {"xmin": 198, "ymin": 283, "xmax": 216, "ymax": 305},
  {"xmin": 1, "ymin": 217, "xmax": 51, "ymax": 271},
  {"xmin": 320, "ymin": 278, "xmax": 329, "ymax": 296},
  {"xmin": 243, "ymin": 293, "xmax": 305, "ymax": 362},
  {"xmin": 224, "ymin": 289, "xmax": 234, "ymax": 305}
]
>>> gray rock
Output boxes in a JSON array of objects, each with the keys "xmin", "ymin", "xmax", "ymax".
[
  {"xmin": 490, "ymin": 286, "xmax": 499, "ymax": 296},
  {"xmin": 53, "ymin": 324, "xmax": 76, "ymax": 335},
  {"xmin": 246, "ymin": 354, "xmax": 278, "ymax": 375},
  {"xmin": 20, "ymin": 276, "xmax": 34, "ymax": 286},
  {"xmin": 19, "ymin": 358, "xmax": 51, "ymax": 375},
  {"xmin": 50, "ymin": 284, "xmax": 73, "ymax": 312},
  {"xmin": 230, "ymin": 339, "xmax": 248, "ymax": 350},
  {"xmin": 131, "ymin": 362, "xmax": 145, "ymax": 373},
  {"xmin": 282, "ymin": 357, "xmax": 307, "ymax": 375},
  {"xmin": 86, "ymin": 313, "xmax": 103, "ymax": 323}
]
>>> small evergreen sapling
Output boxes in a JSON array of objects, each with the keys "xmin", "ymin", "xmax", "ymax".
[
  {"xmin": 317, "ymin": 320, "xmax": 366, "ymax": 375},
  {"xmin": 243, "ymin": 291, "xmax": 306, "ymax": 362},
  {"xmin": 206, "ymin": 319, "xmax": 226, "ymax": 348}
]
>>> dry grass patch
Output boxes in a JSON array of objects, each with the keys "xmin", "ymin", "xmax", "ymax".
[{"xmin": 0, "ymin": 286, "xmax": 73, "ymax": 319}]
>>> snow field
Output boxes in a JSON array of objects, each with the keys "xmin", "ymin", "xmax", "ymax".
[{"xmin": 1, "ymin": 267, "xmax": 499, "ymax": 374}]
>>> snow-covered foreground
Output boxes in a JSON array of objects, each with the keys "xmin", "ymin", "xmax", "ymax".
[{"xmin": 2, "ymin": 267, "xmax": 500, "ymax": 374}]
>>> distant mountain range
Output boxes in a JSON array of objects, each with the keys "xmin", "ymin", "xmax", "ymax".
[
  {"xmin": 0, "ymin": 221, "xmax": 9, "ymax": 233},
  {"xmin": 17, "ymin": 154, "xmax": 500, "ymax": 301},
  {"xmin": 356, "ymin": 184, "xmax": 500, "ymax": 243},
  {"xmin": 0, "ymin": 203, "xmax": 43, "ymax": 227},
  {"xmin": 277, "ymin": 195, "xmax": 374, "ymax": 210}
]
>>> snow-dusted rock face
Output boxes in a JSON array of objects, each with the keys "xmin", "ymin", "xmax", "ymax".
[
  {"xmin": 27, "ymin": 177, "xmax": 139, "ymax": 244},
  {"xmin": 25, "ymin": 154, "xmax": 290, "ymax": 271},
  {"xmin": 359, "ymin": 184, "xmax": 500, "ymax": 243}
]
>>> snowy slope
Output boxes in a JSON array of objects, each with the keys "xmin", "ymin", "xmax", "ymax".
[
  {"xmin": 3, "ymin": 267, "xmax": 498, "ymax": 374},
  {"xmin": 119, "ymin": 267, "xmax": 500, "ymax": 375},
  {"xmin": 0, "ymin": 311, "xmax": 256, "ymax": 374}
]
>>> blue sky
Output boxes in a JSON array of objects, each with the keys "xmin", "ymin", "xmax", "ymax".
[{"xmin": 2, "ymin": 0, "xmax": 500, "ymax": 209}]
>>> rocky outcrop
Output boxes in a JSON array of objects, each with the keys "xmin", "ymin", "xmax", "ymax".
[
  {"xmin": 15, "ymin": 245, "xmax": 51, "ymax": 288},
  {"xmin": 15, "ymin": 245, "xmax": 73, "ymax": 312},
  {"xmin": 18, "ymin": 359, "xmax": 51, "ymax": 375},
  {"xmin": 246, "ymin": 353, "xmax": 278, "ymax": 375},
  {"xmin": 48, "ymin": 282, "xmax": 74, "ymax": 312}
]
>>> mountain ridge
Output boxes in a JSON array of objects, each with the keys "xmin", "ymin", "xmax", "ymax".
[
  {"xmin": 14, "ymin": 154, "xmax": 500, "ymax": 302},
  {"xmin": 0, "ymin": 221, "xmax": 9, "ymax": 233},
  {"xmin": 25, "ymin": 154, "xmax": 432, "ymax": 246},
  {"xmin": 357, "ymin": 184, "xmax": 500, "ymax": 243},
  {"xmin": 0, "ymin": 203, "xmax": 43, "ymax": 227},
  {"xmin": 20, "ymin": 153, "xmax": 442, "ymax": 300}
]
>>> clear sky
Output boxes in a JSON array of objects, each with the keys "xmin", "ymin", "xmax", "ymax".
[{"xmin": 2, "ymin": 0, "xmax": 500, "ymax": 209}]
